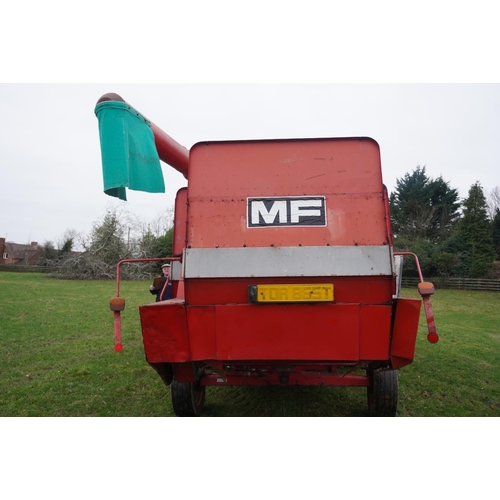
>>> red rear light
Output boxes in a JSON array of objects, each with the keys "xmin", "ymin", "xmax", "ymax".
[{"xmin": 427, "ymin": 332, "xmax": 439, "ymax": 344}]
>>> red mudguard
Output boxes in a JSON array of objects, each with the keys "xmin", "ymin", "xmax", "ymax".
[{"xmin": 390, "ymin": 298, "xmax": 422, "ymax": 369}]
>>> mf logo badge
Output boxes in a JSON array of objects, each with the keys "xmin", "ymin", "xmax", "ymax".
[{"xmin": 247, "ymin": 196, "xmax": 326, "ymax": 227}]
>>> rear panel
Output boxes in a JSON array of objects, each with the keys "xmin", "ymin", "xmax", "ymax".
[
  {"xmin": 141, "ymin": 137, "xmax": 397, "ymax": 365},
  {"xmin": 184, "ymin": 138, "xmax": 393, "ymax": 305},
  {"xmin": 187, "ymin": 138, "xmax": 388, "ymax": 249}
]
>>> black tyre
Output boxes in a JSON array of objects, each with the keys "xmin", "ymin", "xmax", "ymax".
[
  {"xmin": 170, "ymin": 380, "xmax": 206, "ymax": 417},
  {"xmin": 367, "ymin": 368, "xmax": 398, "ymax": 417}
]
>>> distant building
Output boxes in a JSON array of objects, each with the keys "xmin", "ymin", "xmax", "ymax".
[{"xmin": 0, "ymin": 238, "xmax": 42, "ymax": 266}]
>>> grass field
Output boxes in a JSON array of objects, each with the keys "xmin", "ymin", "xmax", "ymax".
[{"xmin": 1, "ymin": 272, "xmax": 499, "ymax": 417}]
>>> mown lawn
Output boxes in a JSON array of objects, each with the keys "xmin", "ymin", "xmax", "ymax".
[{"xmin": 1, "ymin": 272, "xmax": 499, "ymax": 416}]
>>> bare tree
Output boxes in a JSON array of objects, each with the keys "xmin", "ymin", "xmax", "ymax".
[
  {"xmin": 47, "ymin": 204, "xmax": 174, "ymax": 280},
  {"xmin": 486, "ymin": 186, "xmax": 500, "ymax": 220}
]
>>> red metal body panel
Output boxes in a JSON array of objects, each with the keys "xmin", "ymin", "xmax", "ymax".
[
  {"xmin": 187, "ymin": 138, "xmax": 388, "ymax": 249},
  {"xmin": 359, "ymin": 305, "xmax": 391, "ymax": 360},
  {"xmin": 139, "ymin": 300, "xmax": 189, "ymax": 364},
  {"xmin": 390, "ymin": 298, "xmax": 422, "ymax": 368},
  {"xmin": 140, "ymin": 300, "xmax": 394, "ymax": 364},
  {"xmin": 187, "ymin": 194, "xmax": 388, "ymax": 248},
  {"xmin": 186, "ymin": 306, "xmax": 216, "ymax": 360},
  {"xmin": 138, "ymin": 138, "xmax": 402, "ymax": 374},
  {"xmin": 215, "ymin": 303, "xmax": 360, "ymax": 361},
  {"xmin": 171, "ymin": 362, "xmax": 196, "ymax": 383},
  {"xmin": 188, "ymin": 139, "xmax": 382, "ymax": 197},
  {"xmin": 184, "ymin": 276, "xmax": 393, "ymax": 306},
  {"xmin": 173, "ymin": 188, "xmax": 188, "ymax": 255}
]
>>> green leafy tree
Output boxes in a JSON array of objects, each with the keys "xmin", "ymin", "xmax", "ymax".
[
  {"xmin": 52, "ymin": 207, "xmax": 129, "ymax": 279},
  {"xmin": 135, "ymin": 225, "xmax": 174, "ymax": 274},
  {"xmin": 150, "ymin": 229, "xmax": 173, "ymax": 258},
  {"xmin": 435, "ymin": 232, "xmax": 469, "ymax": 277},
  {"xmin": 137, "ymin": 227, "xmax": 173, "ymax": 257},
  {"xmin": 137, "ymin": 227, "xmax": 174, "ymax": 273},
  {"xmin": 390, "ymin": 165, "xmax": 460, "ymax": 244},
  {"xmin": 59, "ymin": 237, "xmax": 74, "ymax": 255},
  {"xmin": 137, "ymin": 227, "xmax": 157, "ymax": 258},
  {"xmin": 88, "ymin": 207, "xmax": 128, "ymax": 266},
  {"xmin": 39, "ymin": 241, "xmax": 58, "ymax": 265},
  {"xmin": 399, "ymin": 237, "xmax": 437, "ymax": 278},
  {"xmin": 457, "ymin": 182, "xmax": 496, "ymax": 278}
]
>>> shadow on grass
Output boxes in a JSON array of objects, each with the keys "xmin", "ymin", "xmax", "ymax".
[{"xmin": 201, "ymin": 385, "xmax": 370, "ymax": 417}]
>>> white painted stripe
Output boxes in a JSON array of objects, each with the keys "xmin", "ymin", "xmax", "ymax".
[{"xmin": 184, "ymin": 246, "xmax": 393, "ymax": 278}]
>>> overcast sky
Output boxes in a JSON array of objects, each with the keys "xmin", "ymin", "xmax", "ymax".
[
  {"xmin": 1, "ymin": 83, "xmax": 498, "ymax": 247},
  {"xmin": 1, "ymin": 4, "xmax": 499, "ymax": 248}
]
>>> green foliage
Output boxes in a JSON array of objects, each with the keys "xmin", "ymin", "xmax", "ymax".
[
  {"xmin": 59, "ymin": 237, "xmax": 74, "ymax": 255},
  {"xmin": 89, "ymin": 207, "xmax": 128, "ymax": 266},
  {"xmin": 432, "ymin": 251, "xmax": 461, "ymax": 277},
  {"xmin": 435, "ymin": 232, "xmax": 468, "ymax": 277},
  {"xmin": 152, "ymin": 229, "xmax": 173, "ymax": 257},
  {"xmin": 136, "ymin": 227, "xmax": 174, "ymax": 274},
  {"xmin": 395, "ymin": 233, "xmax": 472, "ymax": 279},
  {"xmin": 47, "ymin": 207, "xmax": 133, "ymax": 280},
  {"xmin": 390, "ymin": 165, "xmax": 460, "ymax": 243},
  {"xmin": 457, "ymin": 182, "xmax": 496, "ymax": 278},
  {"xmin": 39, "ymin": 236, "xmax": 75, "ymax": 268},
  {"xmin": 136, "ymin": 229, "xmax": 157, "ymax": 258},
  {"xmin": 391, "ymin": 165, "xmax": 499, "ymax": 278},
  {"xmin": 138, "ymin": 227, "xmax": 173, "ymax": 259},
  {"xmin": 390, "ymin": 166, "xmax": 432, "ymax": 240},
  {"xmin": 491, "ymin": 208, "xmax": 500, "ymax": 260},
  {"xmin": 40, "ymin": 240, "xmax": 58, "ymax": 262},
  {"xmin": 395, "ymin": 237, "xmax": 437, "ymax": 277},
  {"xmin": 428, "ymin": 176, "xmax": 462, "ymax": 242}
]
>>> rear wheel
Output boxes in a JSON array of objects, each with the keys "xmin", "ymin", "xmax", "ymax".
[
  {"xmin": 367, "ymin": 368, "xmax": 398, "ymax": 417},
  {"xmin": 170, "ymin": 380, "xmax": 206, "ymax": 417}
]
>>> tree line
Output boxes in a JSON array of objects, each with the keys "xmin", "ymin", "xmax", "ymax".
[
  {"xmin": 39, "ymin": 206, "xmax": 174, "ymax": 280},
  {"xmin": 40, "ymin": 166, "xmax": 500, "ymax": 280},
  {"xmin": 390, "ymin": 166, "xmax": 499, "ymax": 279}
]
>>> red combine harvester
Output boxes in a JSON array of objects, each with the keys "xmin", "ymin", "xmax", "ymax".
[{"xmin": 96, "ymin": 93, "xmax": 438, "ymax": 417}]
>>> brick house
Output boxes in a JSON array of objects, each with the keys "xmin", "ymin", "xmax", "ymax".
[{"xmin": 0, "ymin": 238, "xmax": 42, "ymax": 266}]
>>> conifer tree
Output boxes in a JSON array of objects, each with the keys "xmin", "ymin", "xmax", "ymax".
[
  {"xmin": 491, "ymin": 208, "xmax": 500, "ymax": 260},
  {"xmin": 458, "ymin": 182, "xmax": 496, "ymax": 277},
  {"xmin": 390, "ymin": 165, "xmax": 460, "ymax": 244}
]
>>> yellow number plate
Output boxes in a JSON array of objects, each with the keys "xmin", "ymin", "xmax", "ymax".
[{"xmin": 249, "ymin": 284, "xmax": 334, "ymax": 303}]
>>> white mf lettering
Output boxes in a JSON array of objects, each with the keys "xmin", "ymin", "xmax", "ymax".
[
  {"xmin": 251, "ymin": 200, "xmax": 287, "ymax": 225},
  {"xmin": 247, "ymin": 196, "xmax": 326, "ymax": 227},
  {"xmin": 290, "ymin": 199, "xmax": 322, "ymax": 223}
]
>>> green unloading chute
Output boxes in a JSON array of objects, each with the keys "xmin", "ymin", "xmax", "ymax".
[{"xmin": 95, "ymin": 100, "xmax": 165, "ymax": 201}]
